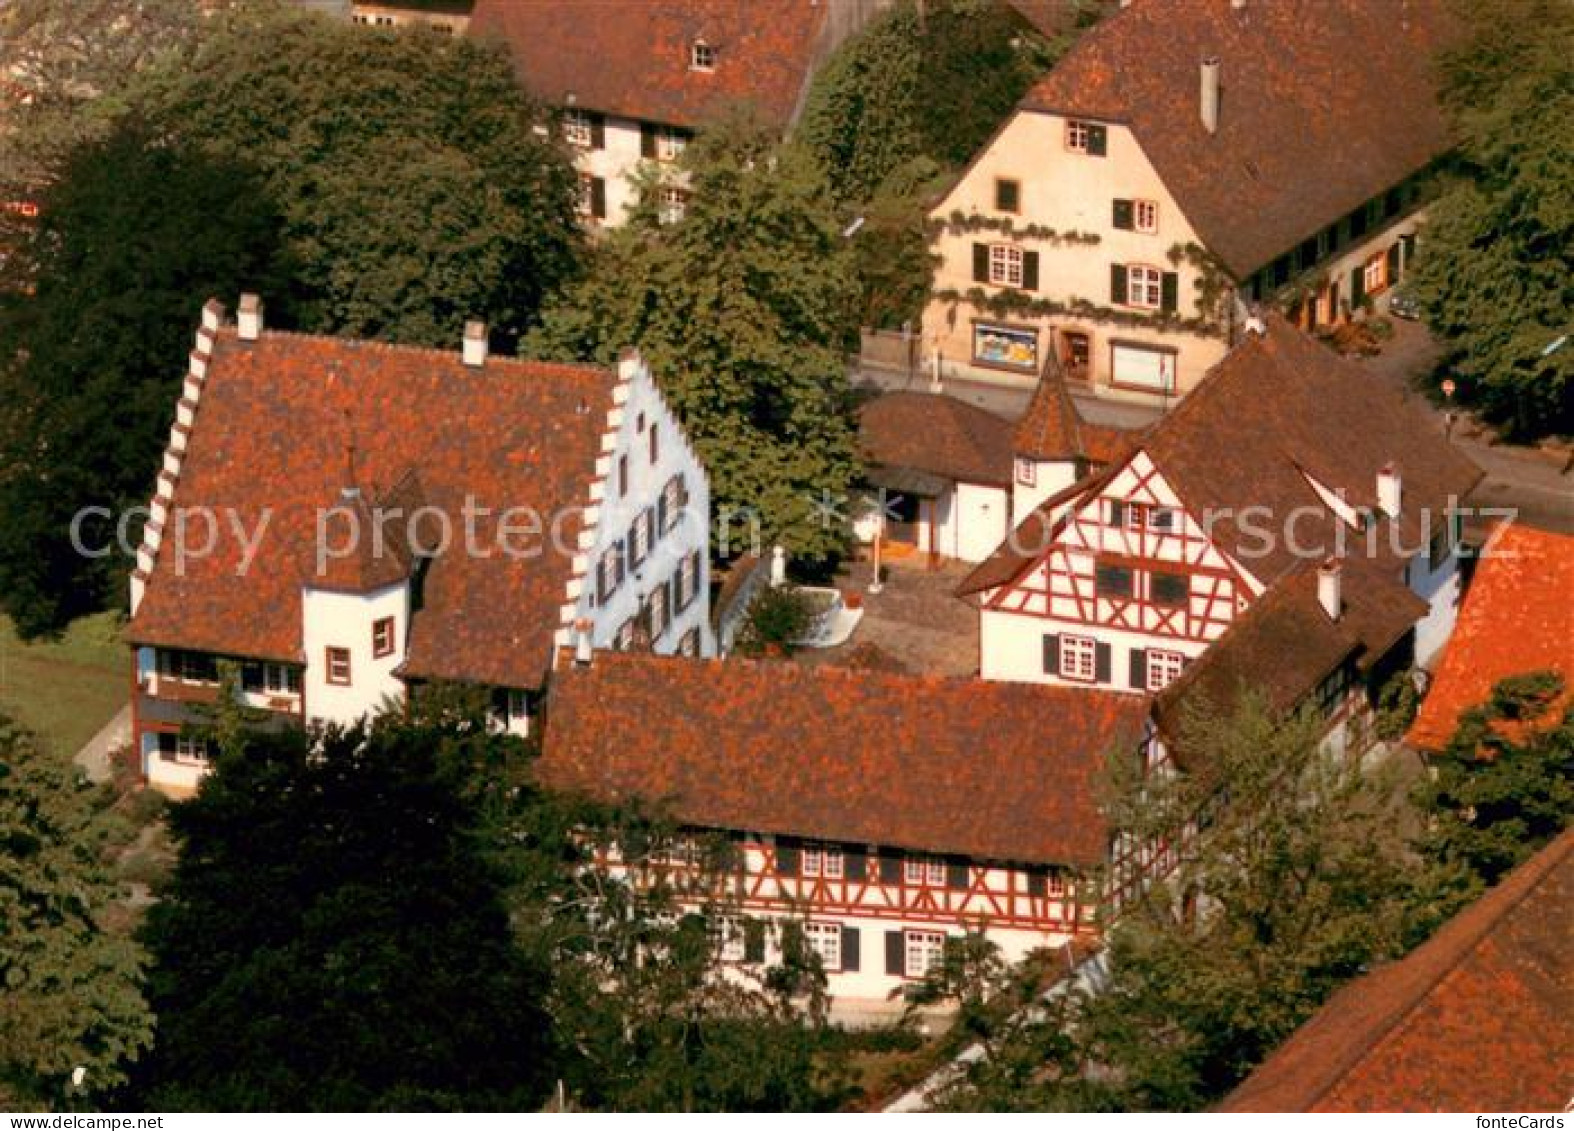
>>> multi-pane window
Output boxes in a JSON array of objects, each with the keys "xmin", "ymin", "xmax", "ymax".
[
  {"xmin": 903, "ymin": 856, "xmax": 947, "ymax": 886},
  {"xmin": 630, "ymin": 510, "xmax": 652, "ymax": 568},
  {"xmin": 325, "ymin": 647, "xmax": 352, "ymax": 686},
  {"xmin": 658, "ymin": 186, "xmax": 687, "ymax": 224},
  {"xmin": 690, "ymin": 40, "xmax": 715, "ymax": 70},
  {"xmin": 1059, "ymin": 635, "xmax": 1098, "ymax": 682},
  {"xmin": 988, "ymin": 244, "xmax": 1024, "ymax": 287},
  {"xmin": 1065, "ymin": 119, "xmax": 1090, "ymax": 152},
  {"xmin": 372, "ymin": 616, "xmax": 396, "ymax": 658},
  {"xmin": 801, "ymin": 845, "xmax": 844, "ymax": 879},
  {"xmin": 158, "ymin": 649, "xmax": 219, "ymax": 684},
  {"xmin": 713, "ymin": 917, "xmax": 746, "ymax": 962},
  {"xmin": 803, "ymin": 923, "xmax": 842, "ymax": 971},
  {"xmin": 678, "ymin": 627, "xmax": 700, "ymax": 657},
  {"xmin": 1133, "ymin": 199, "xmax": 1159, "ymax": 233},
  {"xmin": 675, "ymin": 550, "xmax": 700, "ymax": 611},
  {"xmin": 1363, "ymin": 252, "xmax": 1387, "ymax": 294},
  {"xmin": 1126, "ymin": 264, "xmax": 1163, "ymax": 308},
  {"xmin": 597, "ymin": 542, "xmax": 624, "ymax": 603},
  {"xmin": 660, "ymin": 475, "xmax": 687, "ymax": 535},
  {"xmin": 1147, "ymin": 649, "xmax": 1186, "ymax": 691},
  {"xmin": 615, "ymin": 618, "xmax": 637, "ymax": 651},
  {"xmin": 904, "ymin": 930, "xmax": 946, "ymax": 978},
  {"xmin": 647, "ymin": 581, "xmax": 669, "ymax": 640},
  {"xmin": 562, "ymin": 108, "xmax": 593, "ymax": 148},
  {"xmin": 265, "ymin": 664, "xmax": 299, "ymax": 695},
  {"xmin": 158, "ymin": 732, "xmax": 211, "ymax": 765},
  {"xmin": 655, "ymin": 126, "xmax": 687, "ymax": 162}
]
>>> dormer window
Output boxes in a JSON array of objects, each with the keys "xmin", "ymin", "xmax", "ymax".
[{"xmin": 690, "ymin": 39, "xmax": 715, "ymax": 70}]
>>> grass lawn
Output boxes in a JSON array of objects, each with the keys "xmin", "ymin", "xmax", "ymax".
[{"xmin": 0, "ymin": 610, "xmax": 128, "ymax": 758}]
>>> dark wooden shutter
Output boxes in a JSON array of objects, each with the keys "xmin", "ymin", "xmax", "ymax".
[
  {"xmin": 1095, "ymin": 642, "xmax": 1113, "ymax": 683},
  {"xmin": 1087, "ymin": 124, "xmax": 1107, "ymax": 155},
  {"xmin": 1108, "ymin": 500, "xmax": 1126, "ymax": 527},
  {"xmin": 590, "ymin": 112, "xmax": 605, "ymax": 149},
  {"xmin": 779, "ymin": 921, "xmax": 803, "ymax": 963},
  {"xmin": 158, "ymin": 733, "xmax": 177, "ymax": 762},
  {"xmin": 1112, "ymin": 198, "xmax": 1134, "ymax": 230},
  {"xmin": 1350, "ymin": 265, "xmax": 1364, "ymax": 308},
  {"xmin": 590, "ymin": 177, "xmax": 606, "ymax": 220},
  {"xmin": 841, "ymin": 926, "xmax": 861, "ymax": 972},
  {"xmin": 1022, "ymin": 250, "xmax": 1039, "ymax": 291},
  {"xmin": 972, "ymin": 243, "xmax": 990, "ymax": 283},
  {"xmin": 744, "ymin": 919, "xmax": 765, "ymax": 963},
  {"xmin": 885, "ymin": 930, "xmax": 905, "ymax": 975},
  {"xmin": 640, "ymin": 121, "xmax": 656, "ymax": 158},
  {"xmin": 1161, "ymin": 271, "xmax": 1179, "ymax": 313},
  {"xmin": 845, "ymin": 851, "xmax": 868, "ymax": 882},
  {"xmin": 775, "ymin": 839, "xmax": 799, "ymax": 875},
  {"xmin": 1385, "ymin": 241, "xmax": 1401, "ymax": 282},
  {"xmin": 878, "ymin": 855, "xmax": 902, "ymax": 885},
  {"xmin": 241, "ymin": 662, "xmax": 264, "ymax": 693},
  {"xmin": 1042, "ymin": 633, "xmax": 1061, "ymax": 675},
  {"xmin": 1111, "ymin": 263, "xmax": 1128, "ymax": 304},
  {"xmin": 945, "ymin": 861, "xmax": 969, "ymax": 890},
  {"xmin": 1026, "ymin": 868, "xmax": 1048, "ymax": 898},
  {"xmin": 1129, "ymin": 648, "xmax": 1148, "ymax": 690}
]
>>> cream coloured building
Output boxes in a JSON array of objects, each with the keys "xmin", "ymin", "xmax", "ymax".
[{"xmin": 922, "ymin": 0, "xmax": 1453, "ymax": 404}]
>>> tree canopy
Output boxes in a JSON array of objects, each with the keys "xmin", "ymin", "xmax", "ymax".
[
  {"xmin": 0, "ymin": 712, "xmax": 152, "ymax": 1109},
  {"xmin": 529, "ymin": 112, "xmax": 861, "ymax": 562},
  {"xmin": 1409, "ymin": 0, "xmax": 1574, "ymax": 439}
]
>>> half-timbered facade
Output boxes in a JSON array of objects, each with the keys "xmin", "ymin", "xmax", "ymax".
[
  {"xmin": 922, "ymin": 0, "xmax": 1453, "ymax": 403},
  {"xmin": 539, "ymin": 651, "xmax": 1149, "ymax": 1019},
  {"xmin": 128, "ymin": 297, "xmax": 713, "ymax": 796},
  {"xmin": 960, "ymin": 317, "xmax": 1482, "ymax": 705}
]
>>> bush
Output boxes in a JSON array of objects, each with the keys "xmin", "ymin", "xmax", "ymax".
[{"xmin": 739, "ymin": 585, "xmax": 814, "ymax": 656}]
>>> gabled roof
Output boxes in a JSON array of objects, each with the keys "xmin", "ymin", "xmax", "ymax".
[
  {"xmin": 129, "ymin": 326, "xmax": 616, "ymax": 690},
  {"xmin": 1014, "ymin": 362, "xmax": 1140, "ymax": 464},
  {"xmin": 859, "ymin": 392, "xmax": 1016, "ymax": 488},
  {"xmin": 539, "ymin": 653, "xmax": 1150, "ymax": 867},
  {"xmin": 1408, "ymin": 524, "xmax": 1574, "ymax": 750},
  {"xmin": 962, "ymin": 316, "xmax": 1482, "ymax": 599},
  {"xmin": 1024, "ymin": 0, "xmax": 1455, "ymax": 278},
  {"xmin": 1221, "ymin": 829, "xmax": 1574, "ymax": 1113},
  {"xmin": 468, "ymin": 0, "xmax": 832, "ymax": 130}
]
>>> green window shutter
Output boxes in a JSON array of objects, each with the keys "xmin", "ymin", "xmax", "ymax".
[
  {"xmin": 1161, "ymin": 271, "xmax": 1179, "ymax": 313},
  {"xmin": 1042, "ymin": 633, "xmax": 1061, "ymax": 674},
  {"xmin": 1111, "ymin": 263, "xmax": 1128, "ymax": 304},
  {"xmin": 845, "ymin": 851, "xmax": 868, "ymax": 882},
  {"xmin": 1095, "ymin": 642, "xmax": 1113, "ymax": 683},
  {"xmin": 945, "ymin": 861, "xmax": 969, "ymax": 890},
  {"xmin": 1112, "ymin": 199, "xmax": 1134, "ymax": 230},
  {"xmin": 973, "ymin": 243, "xmax": 990, "ymax": 283},
  {"xmin": 841, "ymin": 926, "xmax": 861, "ymax": 972},
  {"xmin": 878, "ymin": 855, "xmax": 902, "ymax": 884},
  {"xmin": 1129, "ymin": 648, "xmax": 1148, "ymax": 690},
  {"xmin": 885, "ymin": 931, "xmax": 904, "ymax": 975},
  {"xmin": 1088, "ymin": 124, "xmax": 1107, "ymax": 155},
  {"xmin": 780, "ymin": 921, "xmax": 804, "ymax": 964},
  {"xmin": 640, "ymin": 121, "xmax": 656, "ymax": 158},
  {"xmin": 744, "ymin": 919, "xmax": 765, "ymax": 963},
  {"xmin": 590, "ymin": 113, "xmax": 605, "ymax": 150},
  {"xmin": 1022, "ymin": 251, "xmax": 1039, "ymax": 291},
  {"xmin": 1350, "ymin": 265, "xmax": 1365, "ymax": 308},
  {"xmin": 590, "ymin": 177, "xmax": 606, "ymax": 220}
]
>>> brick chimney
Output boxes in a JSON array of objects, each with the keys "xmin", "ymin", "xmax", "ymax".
[
  {"xmin": 462, "ymin": 320, "xmax": 488, "ymax": 368},
  {"xmin": 237, "ymin": 293, "xmax": 264, "ymax": 341},
  {"xmin": 1200, "ymin": 57, "xmax": 1221, "ymax": 135}
]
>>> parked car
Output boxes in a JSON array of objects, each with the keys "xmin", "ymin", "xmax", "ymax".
[{"xmin": 1388, "ymin": 286, "xmax": 1423, "ymax": 321}]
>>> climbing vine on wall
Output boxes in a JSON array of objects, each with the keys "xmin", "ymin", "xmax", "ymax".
[
  {"xmin": 930, "ymin": 209, "xmax": 1102, "ymax": 246},
  {"xmin": 934, "ymin": 285, "xmax": 1229, "ymax": 339}
]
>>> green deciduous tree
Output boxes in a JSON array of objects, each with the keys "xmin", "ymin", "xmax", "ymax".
[
  {"xmin": 130, "ymin": 716, "xmax": 553, "ymax": 1110},
  {"xmin": 0, "ymin": 122, "xmax": 291, "ymax": 637},
  {"xmin": 530, "ymin": 112, "xmax": 860, "ymax": 562},
  {"xmin": 1408, "ymin": 0, "xmax": 1574, "ymax": 439},
  {"xmin": 0, "ymin": 712, "xmax": 152, "ymax": 1109},
  {"xmin": 1415, "ymin": 670, "xmax": 1573, "ymax": 899}
]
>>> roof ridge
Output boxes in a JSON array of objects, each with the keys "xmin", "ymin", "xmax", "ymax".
[
  {"xmin": 225, "ymin": 326, "xmax": 616, "ymax": 379},
  {"xmin": 1271, "ymin": 830, "xmax": 1574, "ymax": 1112}
]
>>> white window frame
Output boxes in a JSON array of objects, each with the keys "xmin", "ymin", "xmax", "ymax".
[
  {"xmin": 658, "ymin": 185, "xmax": 687, "ymax": 224},
  {"xmin": 1126, "ymin": 264, "xmax": 1163, "ymax": 309},
  {"xmin": 505, "ymin": 688, "xmax": 530, "ymax": 722},
  {"xmin": 714, "ymin": 917, "xmax": 746, "ymax": 962},
  {"xmin": 1059, "ymin": 635, "xmax": 1098, "ymax": 683},
  {"xmin": 678, "ymin": 627, "xmax": 700, "ymax": 657},
  {"xmin": 630, "ymin": 511, "xmax": 652, "ymax": 568},
  {"xmin": 648, "ymin": 582, "xmax": 669, "ymax": 640},
  {"xmin": 801, "ymin": 845, "xmax": 844, "ymax": 880},
  {"xmin": 1065, "ymin": 119, "xmax": 1090, "ymax": 153},
  {"xmin": 325, "ymin": 646, "xmax": 352, "ymax": 686},
  {"xmin": 675, "ymin": 551, "xmax": 699, "ymax": 611},
  {"xmin": 1363, "ymin": 251, "xmax": 1387, "ymax": 294},
  {"xmin": 803, "ymin": 922, "xmax": 842, "ymax": 972},
  {"xmin": 562, "ymin": 108, "xmax": 593, "ymax": 149},
  {"xmin": 661, "ymin": 475, "xmax": 686, "ymax": 535},
  {"xmin": 167, "ymin": 733, "xmax": 210, "ymax": 766},
  {"xmin": 690, "ymin": 40, "xmax": 715, "ymax": 71},
  {"xmin": 263, "ymin": 663, "xmax": 298, "ymax": 696},
  {"xmin": 655, "ymin": 126, "xmax": 687, "ymax": 162},
  {"xmin": 1015, "ymin": 457, "xmax": 1036, "ymax": 486},
  {"xmin": 903, "ymin": 857, "xmax": 946, "ymax": 886},
  {"xmin": 1147, "ymin": 649, "xmax": 1186, "ymax": 692},
  {"xmin": 1133, "ymin": 199, "xmax": 1159, "ymax": 233},
  {"xmin": 988, "ymin": 243, "xmax": 1024, "ymax": 288},
  {"xmin": 904, "ymin": 929, "xmax": 946, "ymax": 978}
]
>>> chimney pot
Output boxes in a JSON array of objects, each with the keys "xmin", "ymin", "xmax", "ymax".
[
  {"xmin": 1317, "ymin": 559, "xmax": 1342, "ymax": 621},
  {"xmin": 237, "ymin": 293, "xmax": 264, "ymax": 341},
  {"xmin": 1377, "ymin": 463, "xmax": 1402, "ymax": 518},
  {"xmin": 462, "ymin": 320, "xmax": 488, "ymax": 368},
  {"xmin": 573, "ymin": 617, "xmax": 593, "ymax": 666},
  {"xmin": 1200, "ymin": 57, "xmax": 1221, "ymax": 135}
]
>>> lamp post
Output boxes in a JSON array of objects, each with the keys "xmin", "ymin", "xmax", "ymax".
[{"xmin": 1442, "ymin": 377, "xmax": 1457, "ymax": 440}]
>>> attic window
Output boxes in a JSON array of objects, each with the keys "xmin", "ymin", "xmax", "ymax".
[{"xmin": 690, "ymin": 40, "xmax": 715, "ymax": 71}]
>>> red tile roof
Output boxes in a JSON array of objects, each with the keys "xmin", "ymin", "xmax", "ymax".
[
  {"xmin": 468, "ymin": 0, "xmax": 832, "ymax": 130},
  {"xmin": 1408, "ymin": 524, "xmax": 1574, "ymax": 750},
  {"xmin": 128, "ymin": 324, "xmax": 615, "ymax": 690},
  {"xmin": 859, "ymin": 392, "xmax": 1016, "ymax": 487},
  {"xmin": 1013, "ymin": 363, "xmax": 1139, "ymax": 464},
  {"xmin": 1221, "ymin": 828, "xmax": 1574, "ymax": 1113},
  {"xmin": 539, "ymin": 652, "xmax": 1150, "ymax": 867},
  {"xmin": 1024, "ymin": 0, "xmax": 1455, "ymax": 277}
]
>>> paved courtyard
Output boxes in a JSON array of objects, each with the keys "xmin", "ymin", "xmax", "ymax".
[{"xmin": 799, "ymin": 552, "xmax": 980, "ymax": 678}]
